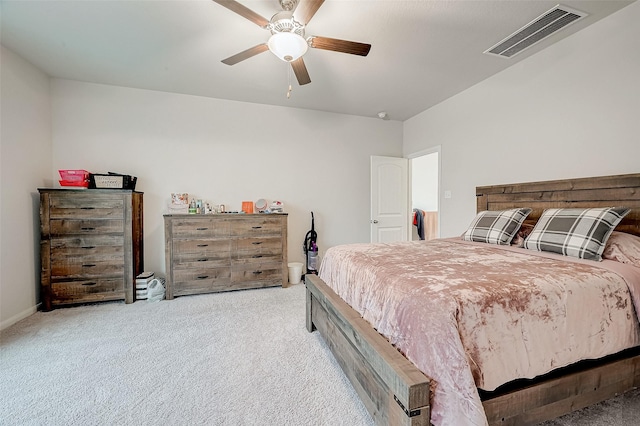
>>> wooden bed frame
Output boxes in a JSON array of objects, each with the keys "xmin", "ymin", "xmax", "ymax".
[{"xmin": 305, "ymin": 173, "xmax": 640, "ymax": 425}]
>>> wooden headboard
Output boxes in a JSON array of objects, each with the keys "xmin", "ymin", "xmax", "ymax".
[{"xmin": 476, "ymin": 173, "xmax": 640, "ymax": 237}]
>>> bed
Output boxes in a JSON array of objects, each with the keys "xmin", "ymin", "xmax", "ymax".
[{"xmin": 305, "ymin": 173, "xmax": 640, "ymax": 426}]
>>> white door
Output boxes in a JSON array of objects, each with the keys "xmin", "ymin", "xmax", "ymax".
[{"xmin": 370, "ymin": 156, "xmax": 409, "ymax": 243}]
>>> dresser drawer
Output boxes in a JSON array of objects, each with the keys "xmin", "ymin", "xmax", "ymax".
[
  {"xmin": 232, "ymin": 237, "xmax": 282, "ymax": 262},
  {"xmin": 51, "ymin": 235, "xmax": 124, "ymax": 249},
  {"xmin": 51, "ymin": 257, "xmax": 125, "ymax": 279},
  {"xmin": 234, "ymin": 236, "xmax": 282, "ymax": 252},
  {"xmin": 173, "ymin": 268, "xmax": 232, "ymax": 295},
  {"xmin": 51, "ymin": 241, "xmax": 123, "ymax": 261},
  {"xmin": 231, "ymin": 261, "xmax": 283, "ymax": 283},
  {"xmin": 171, "ymin": 239, "xmax": 231, "ymax": 268},
  {"xmin": 51, "ymin": 236, "xmax": 124, "ymax": 262},
  {"xmin": 49, "ymin": 195, "xmax": 124, "ymax": 219},
  {"xmin": 171, "ymin": 218, "xmax": 230, "ymax": 238},
  {"xmin": 173, "ymin": 244, "xmax": 230, "ymax": 268},
  {"xmin": 173, "ymin": 257, "xmax": 229, "ymax": 269},
  {"xmin": 51, "ymin": 278, "xmax": 125, "ymax": 304},
  {"xmin": 231, "ymin": 254, "xmax": 282, "ymax": 265},
  {"xmin": 50, "ymin": 219, "xmax": 124, "ymax": 236},
  {"xmin": 230, "ymin": 217, "xmax": 283, "ymax": 237},
  {"xmin": 174, "ymin": 267, "xmax": 231, "ymax": 282},
  {"xmin": 173, "ymin": 239, "xmax": 230, "ymax": 255},
  {"xmin": 173, "ymin": 239, "xmax": 230, "ymax": 268}
]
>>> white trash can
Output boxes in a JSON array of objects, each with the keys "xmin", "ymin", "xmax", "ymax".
[{"xmin": 287, "ymin": 262, "xmax": 304, "ymax": 285}]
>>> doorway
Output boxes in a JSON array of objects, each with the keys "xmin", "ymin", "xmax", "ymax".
[{"xmin": 409, "ymin": 147, "xmax": 440, "ymax": 241}]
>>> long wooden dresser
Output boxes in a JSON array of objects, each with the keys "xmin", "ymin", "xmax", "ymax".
[
  {"xmin": 39, "ymin": 189, "xmax": 144, "ymax": 310},
  {"xmin": 164, "ymin": 214, "xmax": 288, "ymax": 299}
]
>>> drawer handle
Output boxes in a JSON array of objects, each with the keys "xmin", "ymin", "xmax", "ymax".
[
  {"xmin": 82, "ymin": 264, "xmax": 96, "ymax": 268},
  {"xmin": 81, "ymin": 227, "xmax": 96, "ymax": 231},
  {"xmin": 197, "ymin": 258, "xmax": 208, "ymax": 262},
  {"xmin": 196, "ymin": 227, "xmax": 209, "ymax": 231},
  {"xmin": 196, "ymin": 244, "xmax": 209, "ymax": 247},
  {"xmin": 253, "ymin": 271, "xmax": 263, "ymax": 275},
  {"xmin": 252, "ymin": 255, "xmax": 263, "ymax": 258},
  {"xmin": 82, "ymin": 282, "xmax": 97, "ymax": 286},
  {"xmin": 252, "ymin": 226, "xmax": 262, "ymax": 229},
  {"xmin": 196, "ymin": 275, "xmax": 209, "ymax": 279},
  {"xmin": 81, "ymin": 246, "xmax": 96, "ymax": 249},
  {"xmin": 80, "ymin": 207, "xmax": 95, "ymax": 210},
  {"xmin": 252, "ymin": 242, "xmax": 263, "ymax": 245}
]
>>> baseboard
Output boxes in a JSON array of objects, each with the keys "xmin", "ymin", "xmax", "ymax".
[{"xmin": 1, "ymin": 304, "xmax": 39, "ymax": 331}]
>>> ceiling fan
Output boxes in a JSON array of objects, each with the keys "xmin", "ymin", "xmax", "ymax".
[{"xmin": 212, "ymin": 0, "xmax": 371, "ymax": 86}]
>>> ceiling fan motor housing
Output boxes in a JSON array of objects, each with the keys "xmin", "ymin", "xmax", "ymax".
[{"xmin": 269, "ymin": 11, "xmax": 305, "ymax": 38}]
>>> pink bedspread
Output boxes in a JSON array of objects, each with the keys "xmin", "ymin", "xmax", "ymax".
[{"xmin": 318, "ymin": 238, "xmax": 640, "ymax": 426}]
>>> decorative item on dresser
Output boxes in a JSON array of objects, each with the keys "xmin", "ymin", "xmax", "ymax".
[
  {"xmin": 164, "ymin": 214, "xmax": 288, "ymax": 299},
  {"xmin": 38, "ymin": 189, "xmax": 144, "ymax": 310}
]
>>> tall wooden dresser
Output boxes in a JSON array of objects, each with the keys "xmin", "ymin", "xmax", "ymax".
[
  {"xmin": 164, "ymin": 214, "xmax": 288, "ymax": 299},
  {"xmin": 39, "ymin": 189, "xmax": 144, "ymax": 310}
]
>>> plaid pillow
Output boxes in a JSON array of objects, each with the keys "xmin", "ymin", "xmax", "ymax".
[
  {"xmin": 463, "ymin": 208, "xmax": 532, "ymax": 245},
  {"xmin": 523, "ymin": 207, "xmax": 630, "ymax": 261}
]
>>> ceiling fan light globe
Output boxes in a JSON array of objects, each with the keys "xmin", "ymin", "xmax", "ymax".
[{"xmin": 268, "ymin": 32, "xmax": 308, "ymax": 62}]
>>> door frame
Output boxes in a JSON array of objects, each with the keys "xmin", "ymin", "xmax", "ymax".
[{"xmin": 407, "ymin": 145, "xmax": 441, "ymax": 239}]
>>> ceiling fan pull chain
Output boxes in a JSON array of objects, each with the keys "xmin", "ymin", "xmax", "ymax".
[{"xmin": 287, "ymin": 64, "xmax": 293, "ymax": 99}]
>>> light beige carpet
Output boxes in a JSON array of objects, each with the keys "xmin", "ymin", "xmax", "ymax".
[
  {"xmin": 1, "ymin": 283, "xmax": 638, "ymax": 425},
  {"xmin": 537, "ymin": 386, "xmax": 640, "ymax": 426}
]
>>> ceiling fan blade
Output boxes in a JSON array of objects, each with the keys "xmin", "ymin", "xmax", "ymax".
[
  {"xmin": 292, "ymin": 0, "xmax": 325, "ymax": 25},
  {"xmin": 291, "ymin": 58, "xmax": 311, "ymax": 85},
  {"xmin": 221, "ymin": 43, "xmax": 269, "ymax": 65},
  {"xmin": 212, "ymin": 0, "xmax": 270, "ymax": 28},
  {"xmin": 309, "ymin": 36, "xmax": 371, "ymax": 56}
]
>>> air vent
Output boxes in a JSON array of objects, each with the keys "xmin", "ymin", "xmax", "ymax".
[{"xmin": 484, "ymin": 5, "xmax": 587, "ymax": 58}]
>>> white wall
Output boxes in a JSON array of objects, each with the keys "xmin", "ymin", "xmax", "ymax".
[
  {"xmin": 403, "ymin": 1, "xmax": 640, "ymax": 238},
  {"xmin": 0, "ymin": 46, "xmax": 53, "ymax": 328},
  {"xmin": 51, "ymin": 80, "xmax": 403, "ymax": 276}
]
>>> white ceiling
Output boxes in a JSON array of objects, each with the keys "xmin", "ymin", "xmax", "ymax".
[{"xmin": 1, "ymin": 0, "xmax": 634, "ymax": 121}]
